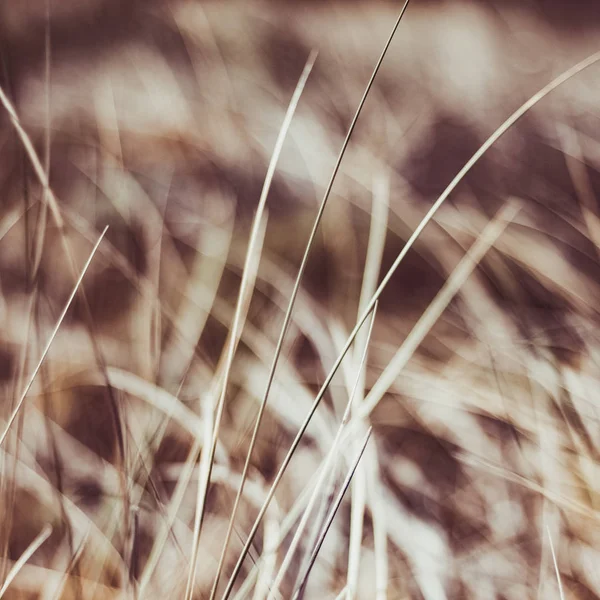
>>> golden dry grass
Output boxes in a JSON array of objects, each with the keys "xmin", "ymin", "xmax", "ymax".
[{"xmin": 0, "ymin": 1, "xmax": 599, "ymax": 599}]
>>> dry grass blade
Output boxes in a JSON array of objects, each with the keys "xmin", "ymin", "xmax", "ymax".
[
  {"xmin": 292, "ymin": 427, "xmax": 373, "ymax": 600},
  {"xmin": 209, "ymin": 50, "xmax": 318, "ymax": 600},
  {"xmin": 346, "ymin": 172, "xmax": 389, "ymax": 600},
  {"xmin": 368, "ymin": 441, "xmax": 387, "ymax": 600},
  {"xmin": 184, "ymin": 212, "xmax": 267, "ymax": 600},
  {"xmin": 0, "ymin": 84, "xmax": 62, "ymax": 227},
  {"xmin": 358, "ymin": 200, "xmax": 520, "ymax": 418},
  {"xmin": 0, "ymin": 525, "xmax": 52, "ymax": 598},
  {"xmin": 457, "ymin": 451, "xmax": 598, "ymax": 520},
  {"xmin": 221, "ymin": 3, "xmax": 411, "ymax": 595},
  {"xmin": 354, "ymin": 170, "xmax": 389, "ymax": 399},
  {"xmin": 0, "ymin": 226, "xmax": 109, "ymax": 449},
  {"xmin": 29, "ymin": 0, "xmax": 52, "ymax": 279},
  {"xmin": 546, "ymin": 526, "xmax": 565, "ymax": 600},
  {"xmin": 252, "ymin": 513, "xmax": 279, "ymax": 600}
]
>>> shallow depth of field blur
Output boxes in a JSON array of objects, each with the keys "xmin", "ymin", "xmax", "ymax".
[{"xmin": 0, "ymin": 0, "xmax": 600, "ymax": 598}]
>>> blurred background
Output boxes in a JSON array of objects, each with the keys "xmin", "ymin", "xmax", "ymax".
[{"xmin": 0, "ymin": 1, "xmax": 599, "ymax": 598}]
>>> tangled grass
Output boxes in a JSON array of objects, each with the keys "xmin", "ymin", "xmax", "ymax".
[{"xmin": 0, "ymin": 1, "xmax": 600, "ymax": 598}]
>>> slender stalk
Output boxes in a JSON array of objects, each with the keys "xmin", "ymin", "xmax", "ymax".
[
  {"xmin": 0, "ymin": 226, "xmax": 109, "ymax": 449},
  {"xmin": 220, "ymin": 3, "xmax": 411, "ymax": 596}
]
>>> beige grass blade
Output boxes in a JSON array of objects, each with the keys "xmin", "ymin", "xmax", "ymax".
[
  {"xmin": 208, "ymin": 49, "xmax": 318, "ymax": 600},
  {"xmin": 184, "ymin": 211, "xmax": 267, "ymax": 600},
  {"xmin": 0, "ymin": 226, "xmax": 109, "ymax": 449},
  {"xmin": 0, "ymin": 86, "xmax": 62, "ymax": 227},
  {"xmin": 346, "ymin": 170, "xmax": 389, "ymax": 600},
  {"xmin": 547, "ymin": 526, "xmax": 565, "ymax": 600},
  {"xmin": 358, "ymin": 201, "xmax": 520, "ymax": 419},
  {"xmin": 0, "ymin": 525, "xmax": 52, "ymax": 598}
]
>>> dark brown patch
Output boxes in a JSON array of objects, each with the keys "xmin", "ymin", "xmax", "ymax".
[
  {"xmin": 56, "ymin": 384, "xmax": 120, "ymax": 464},
  {"xmin": 262, "ymin": 23, "xmax": 313, "ymax": 92},
  {"xmin": 73, "ymin": 478, "xmax": 104, "ymax": 509},
  {"xmin": 379, "ymin": 423, "xmax": 465, "ymax": 498},
  {"xmin": 403, "ymin": 112, "xmax": 498, "ymax": 204},
  {"xmin": 0, "ymin": 344, "xmax": 16, "ymax": 382},
  {"xmin": 69, "ymin": 264, "xmax": 137, "ymax": 326}
]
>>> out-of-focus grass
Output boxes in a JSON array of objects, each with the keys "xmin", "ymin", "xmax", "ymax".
[{"xmin": 0, "ymin": 2, "xmax": 599, "ymax": 599}]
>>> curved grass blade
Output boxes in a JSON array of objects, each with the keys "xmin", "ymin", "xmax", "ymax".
[
  {"xmin": 0, "ymin": 226, "xmax": 109, "ymax": 449},
  {"xmin": 0, "ymin": 525, "xmax": 52, "ymax": 598},
  {"xmin": 208, "ymin": 49, "xmax": 318, "ymax": 600}
]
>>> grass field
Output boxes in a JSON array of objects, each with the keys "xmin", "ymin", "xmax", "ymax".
[{"xmin": 0, "ymin": 1, "xmax": 599, "ymax": 598}]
